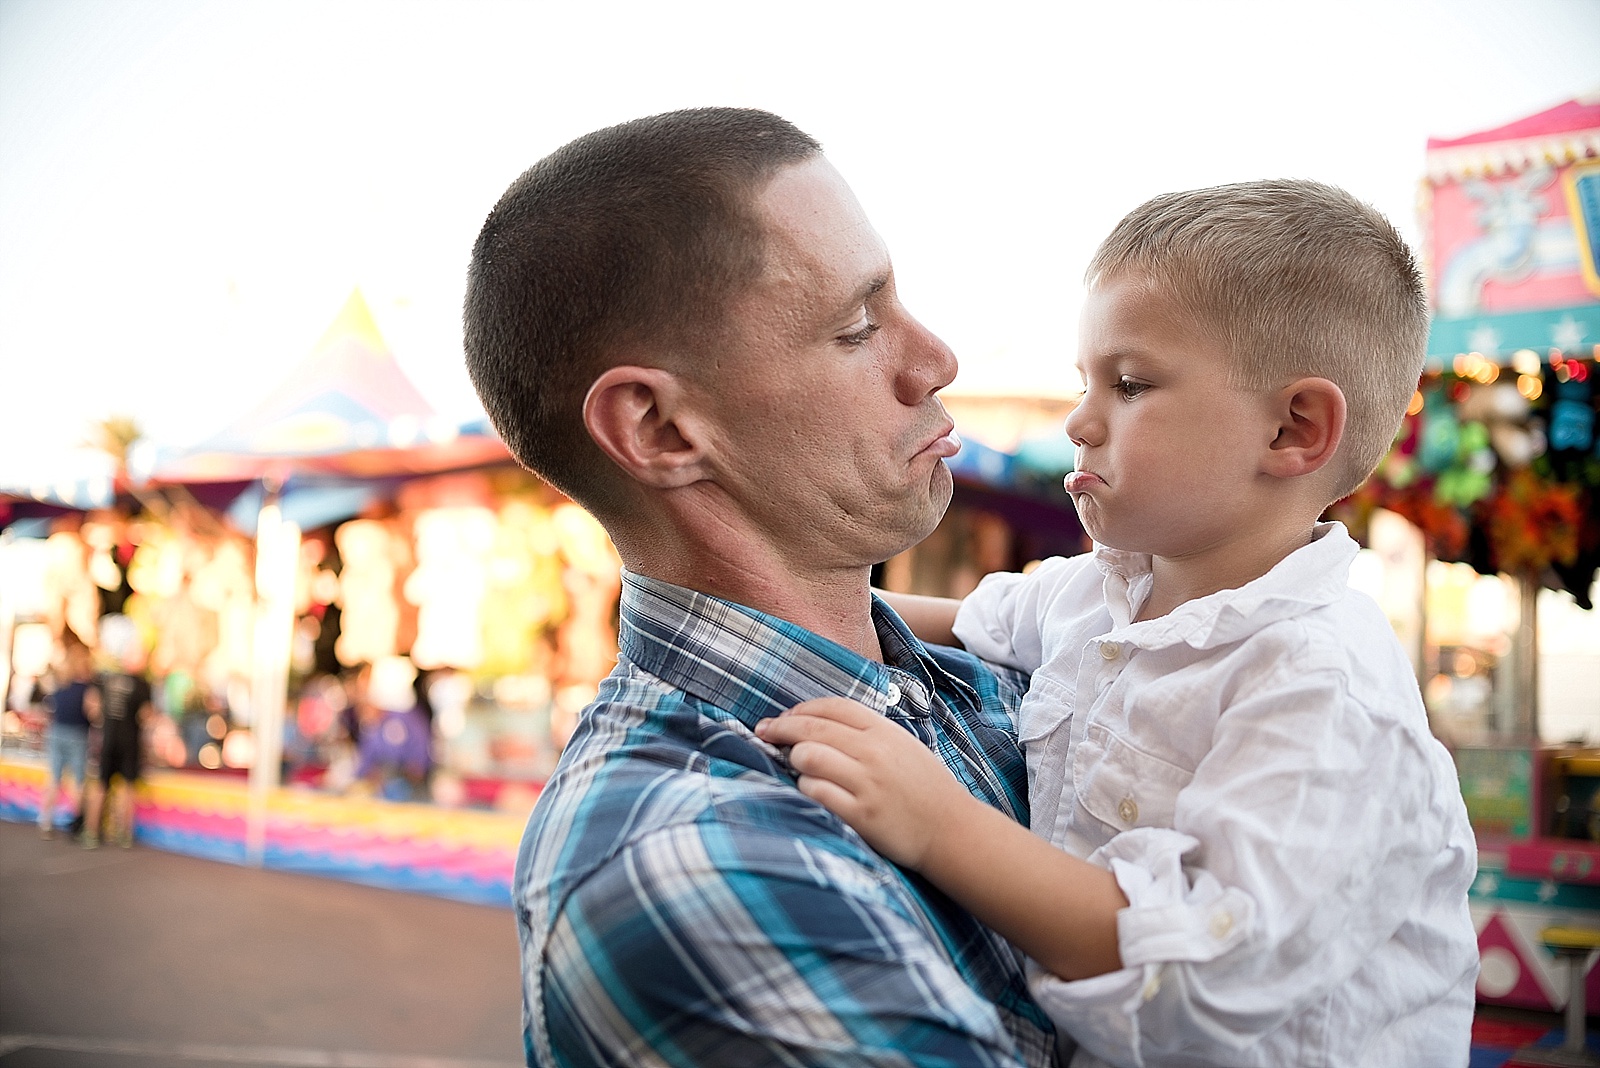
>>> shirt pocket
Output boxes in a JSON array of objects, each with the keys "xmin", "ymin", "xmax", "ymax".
[
  {"xmin": 1073, "ymin": 721, "xmax": 1194, "ymax": 834},
  {"xmin": 1018, "ymin": 672, "xmax": 1073, "ymax": 749}
]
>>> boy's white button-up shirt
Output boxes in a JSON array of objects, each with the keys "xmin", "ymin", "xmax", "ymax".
[{"xmin": 953, "ymin": 523, "xmax": 1479, "ymax": 1068}]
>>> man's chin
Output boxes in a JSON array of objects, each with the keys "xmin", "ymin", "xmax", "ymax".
[
  {"xmin": 930, "ymin": 460, "xmax": 955, "ymax": 515},
  {"xmin": 885, "ymin": 467, "xmax": 955, "ymax": 558}
]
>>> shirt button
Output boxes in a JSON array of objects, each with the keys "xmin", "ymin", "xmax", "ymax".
[
  {"xmin": 885, "ymin": 682, "xmax": 902, "ymax": 707},
  {"xmin": 1099, "ymin": 643, "xmax": 1121, "ymax": 660},
  {"xmin": 1209, "ymin": 911, "xmax": 1234, "ymax": 939},
  {"xmin": 1118, "ymin": 797, "xmax": 1138, "ymax": 823}
]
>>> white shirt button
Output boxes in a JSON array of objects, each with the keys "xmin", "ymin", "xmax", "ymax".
[
  {"xmin": 1118, "ymin": 797, "xmax": 1138, "ymax": 823},
  {"xmin": 1100, "ymin": 643, "xmax": 1121, "ymax": 660},
  {"xmin": 885, "ymin": 682, "xmax": 902, "ymax": 706},
  {"xmin": 1210, "ymin": 911, "xmax": 1234, "ymax": 939}
]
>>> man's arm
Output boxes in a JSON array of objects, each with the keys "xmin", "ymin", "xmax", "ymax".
[
  {"xmin": 757, "ymin": 698, "xmax": 1127, "ymax": 983},
  {"xmin": 535, "ymin": 819, "xmax": 1040, "ymax": 1068},
  {"xmin": 875, "ymin": 591, "xmax": 963, "ymax": 647}
]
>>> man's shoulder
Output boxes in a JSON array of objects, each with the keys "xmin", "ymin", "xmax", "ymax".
[{"xmin": 518, "ymin": 677, "xmax": 867, "ymax": 903}]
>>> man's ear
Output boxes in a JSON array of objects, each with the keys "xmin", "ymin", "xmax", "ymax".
[
  {"xmin": 582, "ymin": 366, "xmax": 709, "ymax": 489},
  {"xmin": 1263, "ymin": 376, "xmax": 1346, "ymax": 478}
]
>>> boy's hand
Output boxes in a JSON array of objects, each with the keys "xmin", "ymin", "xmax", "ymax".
[
  {"xmin": 761, "ymin": 698, "xmax": 1131, "ymax": 983},
  {"xmin": 755, "ymin": 697, "xmax": 972, "ymax": 871}
]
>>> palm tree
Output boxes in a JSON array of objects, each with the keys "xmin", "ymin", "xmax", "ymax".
[{"xmin": 82, "ymin": 415, "xmax": 143, "ymax": 482}]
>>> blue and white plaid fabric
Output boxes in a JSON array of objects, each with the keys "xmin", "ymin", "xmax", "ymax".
[{"xmin": 515, "ymin": 570, "xmax": 1058, "ymax": 1067}]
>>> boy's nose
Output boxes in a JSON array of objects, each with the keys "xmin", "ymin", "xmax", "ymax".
[{"xmin": 1064, "ymin": 400, "xmax": 1097, "ymax": 447}]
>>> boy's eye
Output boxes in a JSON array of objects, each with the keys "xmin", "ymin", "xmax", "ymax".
[{"xmin": 1114, "ymin": 376, "xmax": 1150, "ymax": 399}]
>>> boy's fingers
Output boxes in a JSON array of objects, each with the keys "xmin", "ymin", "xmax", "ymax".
[
  {"xmin": 758, "ymin": 711, "xmax": 858, "ymax": 747},
  {"xmin": 787, "ymin": 739, "xmax": 862, "ymax": 787},
  {"xmin": 794, "ymin": 774, "xmax": 858, "ymax": 818},
  {"xmin": 786, "ymin": 697, "xmax": 880, "ymax": 728}
]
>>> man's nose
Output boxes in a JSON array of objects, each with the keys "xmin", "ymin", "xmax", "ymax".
[{"xmin": 894, "ymin": 315, "xmax": 958, "ymax": 404}]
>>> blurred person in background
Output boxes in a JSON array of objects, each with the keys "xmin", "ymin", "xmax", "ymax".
[
  {"xmin": 354, "ymin": 655, "xmax": 432, "ymax": 803},
  {"xmin": 82, "ymin": 643, "xmax": 154, "ymax": 848},
  {"xmin": 321, "ymin": 662, "xmax": 369, "ymax": 792},
  {"xmin": 37, "ymin": 640, "xmax": 100, "ymax": 839},
  {"xmin": 338, "ymin": 661, "xmax": 370, "ymax": 748}
]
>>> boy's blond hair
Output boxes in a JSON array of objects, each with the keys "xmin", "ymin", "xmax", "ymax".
[{"xmin": 1086, "ymin": 179, "xmax": 1428, "ymax": 502}]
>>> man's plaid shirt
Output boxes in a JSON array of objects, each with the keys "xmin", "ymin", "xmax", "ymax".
[{"xmin": 515, "ymin": 569, "xmax": 1058, "ymax": 1067}]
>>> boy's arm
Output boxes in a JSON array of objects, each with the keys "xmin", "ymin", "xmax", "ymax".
[
  {"xmin": 756, "ymin": 697, "xmax": 1127, "ymax": 981},
  {"xmin": 875, "ymin": 590, "xmax": 963, "ymax": 647}
]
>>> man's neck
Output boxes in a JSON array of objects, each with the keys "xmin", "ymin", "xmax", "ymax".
[{"xmin": 613, "ymin": 524, "xmax": 884, "ymax": 663}]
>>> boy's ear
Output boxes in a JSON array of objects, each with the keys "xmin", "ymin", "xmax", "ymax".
[
  {"xmin": 1263, "ymin": 377, "xmax": 1346, "ymax": 479},
  {"xmin": 582, "ymin": 366, "xmax": 710, "ymax": 489}
]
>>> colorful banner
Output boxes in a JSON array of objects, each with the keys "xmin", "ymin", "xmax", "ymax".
[{"xmin": 1423, "ymin": 97, "xmax": 1600, "ymax": 363}]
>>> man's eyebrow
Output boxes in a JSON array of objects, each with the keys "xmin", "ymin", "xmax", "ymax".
[
  {"xmin": 825, "ymin": 276, "xmax": 889, "ymax": 326},
  {"xmin": 852, "ymin": 276, "xmax": 889, "ymax": 307}
]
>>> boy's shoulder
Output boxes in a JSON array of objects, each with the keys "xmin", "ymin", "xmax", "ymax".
[
  {"xmin": 1008, "ymin": 548, "xmax": 1110, "ymax": 596},
  {"xmin": 1230, "ymin": 583, "xmax": 1426, "ymax": 720}
]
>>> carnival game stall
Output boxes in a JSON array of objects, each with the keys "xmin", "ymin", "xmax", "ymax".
[
  {"xmin": 1333, "ymin": 97, "xmax": 1600, "ymax": 1016},
  {"xmin": 129, "ymin": 289, "xmax": 608, "ymax": 811},
  {"xmin": 0, "ymin": 291, "xmax": 611, "ymax": 901}
]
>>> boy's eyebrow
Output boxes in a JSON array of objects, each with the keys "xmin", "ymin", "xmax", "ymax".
[{"xmin": 1084, "ymin": 346, "xmax": 1162, "ymax": 370}]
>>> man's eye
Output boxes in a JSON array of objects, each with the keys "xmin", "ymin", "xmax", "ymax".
[
  {"xmin": 1114, "ymin": 377, "xmax": 1149, "ymax": 399},
  {"xmin": 841, "ymin": 321, "xmax": 881, "ymax": 346}
]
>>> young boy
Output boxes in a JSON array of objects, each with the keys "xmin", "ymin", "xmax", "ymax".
[{"xmin": 757, "ymin": 180, "xmax": 1479, "ymax": 1067}]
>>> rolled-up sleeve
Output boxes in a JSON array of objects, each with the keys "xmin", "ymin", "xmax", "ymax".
[{"xmin": 1030, "ymin": 666, "xmax": 1457, "ymax": 1067}]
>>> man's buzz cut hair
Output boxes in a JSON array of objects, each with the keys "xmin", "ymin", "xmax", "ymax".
[
  {"xmin": 1086, "ymin": 178, "xmax": 1429, "ymax": 502},
  {"xmin": 463, "ymin": 107, "xmax": 822, "ymax": 517}
]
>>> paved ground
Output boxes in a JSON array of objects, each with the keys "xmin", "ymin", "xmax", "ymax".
[{"xmin": 0, "ymin": 821, "xmax": 525, "ymax": 1068}]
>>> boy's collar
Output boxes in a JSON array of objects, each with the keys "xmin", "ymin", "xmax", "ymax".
[{"xmin": 1094, "ymin": 522, "xmax": 1358, "ymax": 649}]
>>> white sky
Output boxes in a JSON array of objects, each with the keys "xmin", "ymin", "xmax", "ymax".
[{"xmin": 2, "ymin": 0, "xmax": 1598, "ymax": 484}]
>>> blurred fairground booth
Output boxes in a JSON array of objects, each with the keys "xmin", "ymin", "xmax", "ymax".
[
  {"xmin": 0, "ymin": 292, "xmax": 609, "ymax": 801},
  {"xmin": 1326, "ymin": 96, "xmax": 1600, "ymax": 1016}
]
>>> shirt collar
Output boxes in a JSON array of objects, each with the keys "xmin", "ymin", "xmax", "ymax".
[
  {"xmin": 1093, "ymin": 521, "xmax": 1360, "ymax": 650},
  {"xmin": 616, "ymin": 570, "xmax": 936, "ymax": 731}
]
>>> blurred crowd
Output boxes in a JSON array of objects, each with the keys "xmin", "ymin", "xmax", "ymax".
[{"xmin": 5, "ymin": 613, "xmax": 473, "ymax": 841}]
